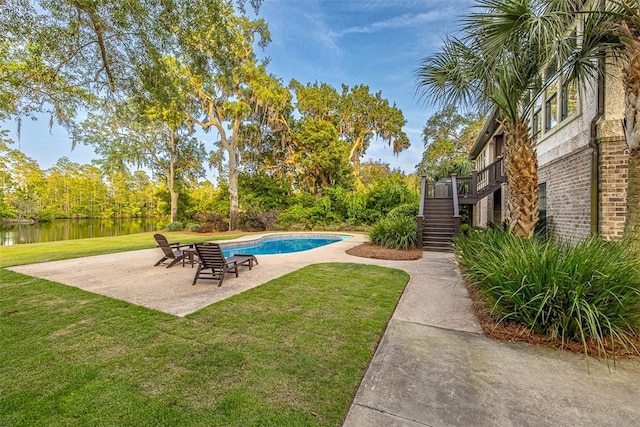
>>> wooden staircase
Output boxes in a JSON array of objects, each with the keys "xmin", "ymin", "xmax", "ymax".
[
  {"xmin": 422, "ymin": 198, "xmax": 455, "ymax": 252},
  {"xmin": 418, "ymin": 157, "xmax": 507, "ymax": 252}
]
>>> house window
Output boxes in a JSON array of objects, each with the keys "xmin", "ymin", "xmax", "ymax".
[
  {"xmin": 533, "ymin": 94, "xmax": 542, "ymax": 141},
  {"xmin": 527, "ymin": 26, "xmax": 580, "ymax": 141},
  {"xmin": 538, "ymin": 183, "xmax": 547, "ymax": 219},
  {"xmin": 544, "ymin": 60, "xmax": 559, "ymax": 132},
  {"xmin": 476, "ymin": 150, "xmax": 486, "ymax": 170},
  {"xmin": 545, "ymin": 92, "xmax": 558, "ymax": 131},
  {"xmin": 476, "ymin": 150, "xmax": 487, "ymax": 189},
  {"xmin": 561, "ymin": 79, "xmax": 578, "ymax": 120}
]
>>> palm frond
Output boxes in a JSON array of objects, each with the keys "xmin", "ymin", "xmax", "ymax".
[
  {"xmin": 556, "ymin": 5, "xmax": 627, "ymax": 85},
  {"xmin": 463, "ymin": 0, "xmax": 579, "ymax": 61},
  {"xmin": 414, "ymin": 37, "xmax": 485, "ymax": 110}
]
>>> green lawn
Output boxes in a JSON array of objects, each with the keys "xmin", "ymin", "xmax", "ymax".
[{"xmin": 0, "ymin": 236, "xmax": 408, "ymax": 426}]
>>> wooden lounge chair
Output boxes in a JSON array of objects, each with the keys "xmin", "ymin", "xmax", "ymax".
[
  {"xmin": 192, "ymin": 242, "xmax": 258, "ymax": 286},
  {"xmin": 154, "ymin": 233, "xmax": 192, "ymax": 268}
]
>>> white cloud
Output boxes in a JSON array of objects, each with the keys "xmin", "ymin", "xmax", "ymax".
[{"xmin": 332, "ymin": 11, "xmax": 449, "ymax": 37}]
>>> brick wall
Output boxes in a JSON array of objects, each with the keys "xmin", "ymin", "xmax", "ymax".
[
  {"xmin": 538, "ymin": 146, "xmax": 593, "ymax": 242},
  {"xmin": 599, "ymin": 136, "xmax": 628, "ymax": 240}
]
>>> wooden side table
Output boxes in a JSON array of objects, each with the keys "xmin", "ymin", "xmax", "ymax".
[{"xmin": 183, "ymin": 246, "xmax": 199, "ymax": 268}]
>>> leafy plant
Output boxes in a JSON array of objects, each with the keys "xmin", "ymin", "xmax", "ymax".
[
  {"xmin": 276, "ymin": 204, "xmax": 312, "ymax": 229},
  {"xmin": 369, "ymin": 215, "xmax": 417, "ymax": 250},
  {"xmin": 387, "ymin": 203, "xmax": 419, "ymax": 219},
  {"xmin": 366, "ymin": 176, "xmax": 419, "ymax": 218},
  {"xmin": 165, "ymin": 221, "xmax": 184, "ymax": 231},
  {"xmin": 238, "ymin": 172, "xmax": 293, "ymax": 211},
  {"xmin": 192, "ymin": 213, "xmax": 228, "ymax": 232},
  {"xmin": 239, "ymin": 209, "xmax": 279, "ymax": 231},
  {"xmin": 455, "ymin": 228, "xmax": 640, "ymax": 360}
]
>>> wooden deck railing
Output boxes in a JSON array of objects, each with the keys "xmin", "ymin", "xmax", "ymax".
[
  {"xmin": 417, "ymin": 175, "xmax": 426, "ymax": 243},
  {"xmin": 424, "ymin": 179, "xmax": 454, "ymax": 198},
  {"xmin": 418, "ymin": 156, "xmax": 507, "ymax": 226},
  {"xmin": 476, "ymin": 156, "xmax": 505, "ymax": 196}
]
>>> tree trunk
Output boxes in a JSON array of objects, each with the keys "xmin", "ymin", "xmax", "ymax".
[
  {"xmin": 168, "ymin": 169, "xmax": 178, "ymax": 223},
  {"xmin": 228, "ymin": 146, "xmax": 239, "ymax": 230},
  {"xmin": 170, "ymin": 190, "xmax": 178, "ymax": 223},
  {"xmin": 348, "ymin": 138, "xmax": 362, "ymax": 176},
  {"xmin": 503, "ymin": 119, "xmax": 539, "ymax": 237},
  {"xmin": 168, "ymin": 131, "xmax": 179, "ymax": 223},
  {"xmin": 623, "ymin": 36, "xmax": 640, "ymax": 240}
]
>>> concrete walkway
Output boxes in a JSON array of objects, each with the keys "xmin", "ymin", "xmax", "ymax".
[{"xmin": 8, "ymin": 233, "xmax": 640, "ymax": 425}]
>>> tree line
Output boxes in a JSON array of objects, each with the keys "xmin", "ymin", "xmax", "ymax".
[
  {"xmin": 0, "ymin": 152, "xmax": 160, "ymax": 221},
  {"xmin": 0, "ymin": 142, "xmax": 421, "ymax": 232}
]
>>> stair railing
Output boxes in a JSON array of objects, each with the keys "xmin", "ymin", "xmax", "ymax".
[
  {"xmin": 419, "ymin": 175, "xmax": 426, "ymax": 216},
  {"xmin": 451, "ymin": 173, "xmax": 461, "ymax": 236},
  {"xmin": 417, "ymin": 175, "xmax": 426, "ymax": 245}
]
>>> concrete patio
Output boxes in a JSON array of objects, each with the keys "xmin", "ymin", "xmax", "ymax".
[{"xmin": 8, "ymin": 233, "xmax": 466, "ymax": 319}]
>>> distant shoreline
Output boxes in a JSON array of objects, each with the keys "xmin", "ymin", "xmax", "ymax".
[{"xmin": 1, "ymin": 219, "xmax": 37, "ymax": 225}]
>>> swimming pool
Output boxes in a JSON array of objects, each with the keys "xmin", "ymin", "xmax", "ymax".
[{"xmin": 221, "ymin": 234, "xmax": 350, "ymax": 257}]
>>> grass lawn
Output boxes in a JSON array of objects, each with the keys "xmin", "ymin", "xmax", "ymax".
[{"xmin": 0, "ymin": 235, "xmax": 409, "ymax": 426}]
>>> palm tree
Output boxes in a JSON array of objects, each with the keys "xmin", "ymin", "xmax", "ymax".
[
  {"xmin": 464, "ymin": 0, "xmax": 639, "ymax": 238},
  {"xmin": 415, "ymin": 1, "xmax": 559, "ymax": 237}
]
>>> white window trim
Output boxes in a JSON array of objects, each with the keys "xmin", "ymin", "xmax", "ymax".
[{"xmin": 528, "ymin": 22, "xmax": 583, "ymax": 144}]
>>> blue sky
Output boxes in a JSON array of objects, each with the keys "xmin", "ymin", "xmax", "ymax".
[{"xmin": 6, "ymin": 0, "xmax": 472, "ymax": 175}]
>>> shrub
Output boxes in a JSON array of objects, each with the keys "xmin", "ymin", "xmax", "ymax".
[
  {"xmin": 192, "ymin": 213, "xmax": 229, "ymax": 232},
  {"xmin": 166, "ymin": 221, "xmax": 184, "ymax": 231},
  {"xmin": 276, "ymin": 204, "xmax": 311, "ymax": 229},
  {"xmin": 387, "ymin": 203, "xmax": 419, "ymax": 219},
  {"xmin": 308, "ymin": 197, "xmax": 340, "ymax": 226},
  {"xmin": 238, "ymin": 172, "xmax": 293, "ymax": 211},
  {"xmin": 366, "ymin": 176, "xmax": 419, "ymax": 217},
  {"xmin": 455, "ymin": 228, "xmax": 640, "ymax": 359},
  {"xmin": 369, "ymin": 216, "xmax": 418, "ymax": 250},
  {"xmin": 185, "ymin": 182, "xmax": 229, "ymax": 219},
  {"xmin": 460, "ymin": 223, "xmax": 471, "ymax": 235},
  {"xmin": 239, "ymin": 209, "xmax": 279, "ymax": 232}
]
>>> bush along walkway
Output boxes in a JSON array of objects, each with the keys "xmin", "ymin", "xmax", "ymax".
[{"xmin": 455, "ymin": 229, "xmax": 640, "ymax": 360}]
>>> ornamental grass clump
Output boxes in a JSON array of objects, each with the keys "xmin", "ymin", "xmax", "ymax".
[
  {"xmin": 455, "ymin": 228, "xmax": 640, "ymax": 359},
  {"xmin": 369, "ymin": 215, "xmax": 418, "ymax": 250},
  {"xmin": 166, "ymin": 221, "xmax": 184, "ymax": 231}
]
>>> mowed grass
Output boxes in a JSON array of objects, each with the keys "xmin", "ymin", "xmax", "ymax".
[
  {"xmin": 0, "ymin": 231, "xmax": 245, "ymax": 268},
  {"xmin": 1, "ymin": 246, "xmax": 408, "ymax": 426}
]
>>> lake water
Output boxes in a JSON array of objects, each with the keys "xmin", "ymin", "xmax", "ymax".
[{"xmin": 0, "ymin": 218, "xmax": 165, "ymax": 246}]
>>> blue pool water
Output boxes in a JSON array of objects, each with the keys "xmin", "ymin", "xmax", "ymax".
[{"xmin": 222, "ymin": 235, "xmax": 348, "ymax": 257}]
